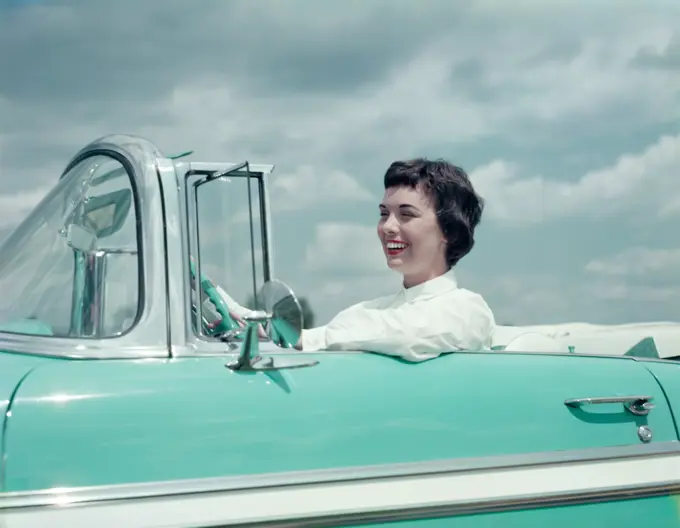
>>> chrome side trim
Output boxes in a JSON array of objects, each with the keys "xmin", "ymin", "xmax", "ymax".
[
  {"xmin": 632, "ymin": 356, "xmax": 680, "ymax": 364},
  {"xmin": 155, "ymin": 157, "xmax": 184, "ymax": 355},
  {"xmin": 0, "ymin": 442, "xmax": 679, "ymax": 526},
  {"xmin": 250, "ymin": 481, "xmax": 680, "ymax": 527},
  {"xmin": 259, "ymin": 165, "xmax": 275, "ymax": 281},
  {"xmin": 2, "ymin": 483, "xmax": 678, "ymax": 528},
  {"xmin": 0, "ymin": 345, "xmax": 168, "ymax": 361},
  {"xmin": 0, "ymin": 369, "xmax": 35, "ymax": 492},
  {"xmin": 186, "ymin": 162, "xmax": 274, "ymax": 175}
]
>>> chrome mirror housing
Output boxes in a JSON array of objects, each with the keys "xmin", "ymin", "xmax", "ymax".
[
  {"xmin": 65, "ymin": 223, "xmax": 98, "ymax": 253},
  {"xmin": 226, "ymin": 280, "xmax": 318, "ymax": 372}
]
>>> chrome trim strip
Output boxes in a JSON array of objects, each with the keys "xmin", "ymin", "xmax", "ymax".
[
  {"xmin": 1, "ymin": 441, "xmax": 678, "ymax": 506},
  {"xmin": 173, "ymin": 160, "xmax": 193, "ymax": 347},
  {"xmin": 248, "ymin": 482, "xmax": 680, "ymax": 527},
  {"xmin": 633, "ymin": 356, "xmax": 679, "ymax": 364},
  {"xmin": 186, "ymin": 162, "xmax": 274, "ymax": 175},
  {"xmin": 3, "ymin": 487, "xmax": 680, "ymax": 528},
  {"xmin": 0, "ymin": 368, "xmax": 35, "ymax": 491},
  {"xmin": 154, "ymin": 159, "xmax": 176, "ymax": 355},
  {"xmin": 245, "ymin": 163, "xmax": 259, "ymax": 308},
  {"xmin": 0, "ymin": 443, "xmax": 679, "ymax": 526},
  {"xmin": 260, "ymin": 166, "xmax": 275, "ymax": 281}
]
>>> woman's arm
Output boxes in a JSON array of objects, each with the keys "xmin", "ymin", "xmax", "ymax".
[
  {"xmin": 300, "ymin": 295, "xmax": 494, "ymax": 361},
  {"xmin": 214, "ymin": 285, "xmax": 255, "ymax": 318},
  {"xmin": 297, "ymin": 325, "xmax": 327, "ymax": 351}
]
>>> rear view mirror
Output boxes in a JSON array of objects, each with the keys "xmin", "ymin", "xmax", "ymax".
[
  {"xmin": 63, "ymin": 188, "xmax": 132, "ymax": 242},
  {"xmin": 65, "ymin": 224, "xmax": 97, "ymax": 253},
  {"xmin": 82, "ymin": 189, "xmax": 132, "ymax": 239}
]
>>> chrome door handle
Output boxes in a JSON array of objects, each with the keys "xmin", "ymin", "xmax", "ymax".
[{"xmin": 564, "ymin": 395, "xmax": 655, "ymax": 416}]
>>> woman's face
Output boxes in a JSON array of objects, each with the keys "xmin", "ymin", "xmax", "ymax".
[{"xmin": 377, "ymin": 185, "xmax": 448, "ymax": 287}]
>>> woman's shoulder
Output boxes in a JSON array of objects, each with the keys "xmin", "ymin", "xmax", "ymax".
[
  {"xmin": 410, "ymin": 284, "xmax": 495, "ymax": 323},
  {"xmin": 342, "ymin": 293, "xmax": 395, "ymax": 313},
  {"xmin": 447, "ymin": 286, "xmax": 496, "ymax": 326}
]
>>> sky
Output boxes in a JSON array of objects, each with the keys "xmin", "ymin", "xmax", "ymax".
[{"xmin": 0, "ymin": 0, "xmax": 679, "ymax": 327}]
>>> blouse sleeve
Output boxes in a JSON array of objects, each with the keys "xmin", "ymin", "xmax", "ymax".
[{"xmin": 301, "ymin": 293, "xmax": 495, "ymax": 362}]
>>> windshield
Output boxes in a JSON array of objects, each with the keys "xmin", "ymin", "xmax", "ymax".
[{"xmin": 0, "ymin": 154, "xmax": 142, "ymax": 338}]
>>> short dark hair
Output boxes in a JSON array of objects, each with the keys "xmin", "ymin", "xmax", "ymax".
[{"xmin": 383, "ymin": 158, "xmax": 484, "ymax": 267}]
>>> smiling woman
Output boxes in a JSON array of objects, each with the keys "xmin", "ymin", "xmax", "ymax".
[{"xmin": 299, "ymin": 158, "xmax": 495, "ymax": 361}]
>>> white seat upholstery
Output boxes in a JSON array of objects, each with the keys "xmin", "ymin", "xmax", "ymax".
[
  {"xmin": 502, "ymin": 332, "xmax": 569, "ymax": 353},
  {"xmin": 493, "ymin": 322, "xmax": 680, "ymax": 358}
]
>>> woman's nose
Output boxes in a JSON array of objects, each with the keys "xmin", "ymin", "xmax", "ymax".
[{"xmin": 382, "ymin": 214, "xmax": 398, "ymax": 234}]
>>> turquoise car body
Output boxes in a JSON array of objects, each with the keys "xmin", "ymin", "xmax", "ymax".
[{"xmin": 0, "ymin": 135, "xmax": 679, "ymax": 527}]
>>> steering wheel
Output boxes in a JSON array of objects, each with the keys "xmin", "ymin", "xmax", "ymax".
[{"xmin": 189, "ymin": 259, "xmax": 240, "ymax": 337}]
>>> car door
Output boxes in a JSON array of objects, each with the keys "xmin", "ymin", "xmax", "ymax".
[
  {"xmin": 4, "ymin": 348, "xmax": 677, "ymax": 488},
  {"xmin": 3, "ymin": 349, "xmax": 680, "ymax": 527}
]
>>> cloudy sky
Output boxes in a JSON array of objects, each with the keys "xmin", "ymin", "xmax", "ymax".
[{"xmin": 1, "ymin": 0, "xmax": 679, "ymax": 326}]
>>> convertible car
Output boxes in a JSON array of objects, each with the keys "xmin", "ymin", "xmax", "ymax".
[{"xmin": 0, "ymin": 134, "xmax": 679, "ymax": 527}]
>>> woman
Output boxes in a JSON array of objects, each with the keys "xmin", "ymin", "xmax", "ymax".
[{"xmin": 299, "ymin": 158, "xmax": 495, "ymax": 362}]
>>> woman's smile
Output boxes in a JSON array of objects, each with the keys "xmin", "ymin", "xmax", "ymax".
[{"xmin": 385, "ymin": 239, "xmax": 409, "ymax": 257}]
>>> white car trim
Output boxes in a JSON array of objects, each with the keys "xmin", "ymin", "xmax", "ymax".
[{"xmin": 0, "ymin": 442, "xmax": 679, "ymax": 527}]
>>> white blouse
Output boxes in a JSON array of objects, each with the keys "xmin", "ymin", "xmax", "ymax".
[{"xmin": 301, "ymin": 269, "xmax": 495, "ymax": 362}]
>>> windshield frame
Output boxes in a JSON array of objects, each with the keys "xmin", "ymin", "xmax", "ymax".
[{"xmin": 0, "ymin": 135, "xmax": 170, "ymax": 360}]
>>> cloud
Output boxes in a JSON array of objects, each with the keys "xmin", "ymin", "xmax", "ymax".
[
  {"xmin": 474, "ymin": 241, "xmax": 680, "ymax": 325},
  {"xmin": 585, "ymin": 246, "xmax": 680, "ymax": 279},
  {"xmin": 0, "ymin": 1, "xmax": 470, "ymax": 103},
  {"xmin": 231, "ymin": 165, "xmax": 373, "ymax": 225},
  {"xmin": 632, "ymin": 32, "xmax": 680, "ymax": 70},
  {"xmin": 582, "ymin": 245, "xmax": 680, "ymax": 314},
  {"xmin": 0, "ymin": 186, "xmax": 51, "ymax": 229},
  {"xmin": 303, "ymin": 222, "xmax": 385, "ymax": 274},
  {"xmin": 307, "ymin": 272, "xmax": 400, "ymax": 324},
  {"xmin": 467, "ymin": 269, "xmax": 680, "ymax": 326},
  {"xmin": 589, "ymin": 283, "xmax": 680, "ymax": 303},
  {"xmin": 1, "ymin": 0, "xmax": 679, "ymax": 328},
  {"xmin": 2, "ymin": 0, "xmax": 677, "ymax": 187},
  {"xmin": 270, "ymin": 166, "xmax": 373, "ymax": 213},
  {"xmin": 472, "ymin": 133, "xmax": 680, "ymax": 225}
]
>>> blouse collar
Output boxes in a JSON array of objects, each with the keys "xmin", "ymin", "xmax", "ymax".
[{"xmin": 400, "ymin": 268, "xmax": 458, "ymax": 302}]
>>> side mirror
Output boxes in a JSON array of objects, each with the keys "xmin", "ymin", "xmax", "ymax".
[
  {"xmin": 260, "ymin": 280, "xmax": 304, "ymax": 348},
  {"xmin": 226, "ymin": 280, "xmax": 318, "ymax": 372},
  {"xmin": 65, "ymin": 223, "xmax": 97, "ymax": 253}
]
